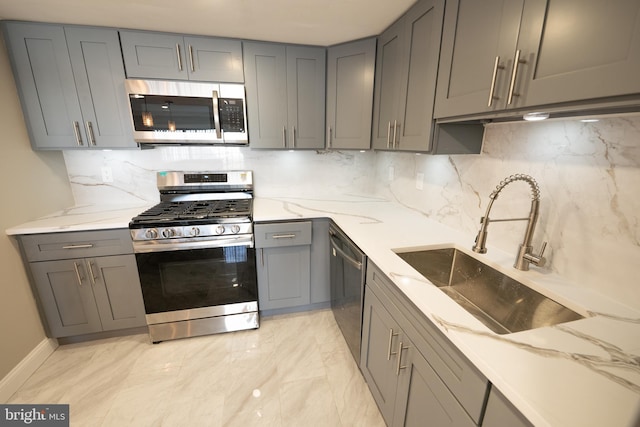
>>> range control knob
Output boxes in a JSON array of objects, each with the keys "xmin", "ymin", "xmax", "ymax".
[
  {"xmin": 230, "ymin": 225, "xmax": 241, "ymax": 234},
  {"xmin": 161, "ymin": 228, "xmax": 176, "ymax": 238},
  {"xmin": 215, "ymin": 225, "xmax": 226, "ymax": 235},
  {"xmin": 145, "ymin": 228, "xmax": 158, "ymax": 239},
  {"xmin": 190, "ymin": 227, "xmax": 201, "ymax": 237}
]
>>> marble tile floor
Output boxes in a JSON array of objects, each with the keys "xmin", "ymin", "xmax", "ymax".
[{"xmin": 8, "ymin": 309, "xmax": 385, "ymax": 427}]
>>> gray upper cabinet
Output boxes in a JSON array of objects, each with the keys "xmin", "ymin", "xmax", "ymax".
[
  {"xmin": 517, "ymin": 0, "xmax": 640, "ymax": 108},
  {"xmin": 244, "ymin": 42, "xmax": 326, "ymax": 149},
  {"xmin": 372, "ymin": 0, "xmax": 445, "ymax": 152},
  {"xmin": 326, "ymin": 38, "xmax": 376, "ymax": 150},
  {"xmin": 119, "ymin": 30, "xmax": 244, "ymax": 82},
  {"xmin": 435, "ymin": 0, "xmax": 640, "ymax": 119},
  {"xmin": 3, "ymin": 22, "xmax": 135, "ymax": 149}
]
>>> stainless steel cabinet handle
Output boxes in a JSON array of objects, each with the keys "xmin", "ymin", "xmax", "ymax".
[
  {"xmin": 85, "ymin": 121, "xmax": 96, "ymax": 146},
  {"xmin": 72, "ymin": 121, "xmax": 83, "ymax": 146},
  {"xmin": 260, "ymin": 248, "xmax": 264, "ymax": 267},
  {"xmin": 212, "ymin": 90, "xmax": 222, "ymax": 139},
  {"xmin": 387, "ymin": 329, "xmax": 399, "ymax": 360},
  {"xmin": 507, "ymin": 49, "xmax": 526, "ymax": 105},
  {"xmin": 176, "ymin": 44, "xmax": 183, "ymax": 71},
  {"xmin": 386, "ymin": 121, "xmax": 392, "ymax": 149},
  {"xmin": 272, "ymin": 234, "xmax": 297, "ymax": 239},
  {"xmin": 282, "ymin": 126, "xmax": 287, "ymax": 148},
  {"xmin": 327, "ymin": 126, "xmax": 332, "ymax": 148},
  {"xmin": 292, "ymin": 126, "xmax": 297, "ymax": 148},
  {"xmin": 62, "ymin": 244, "xmax": 94, "ymax": 249},
  {"xmin": 188, "ymin": 45, "xmax": 195, "ymax": 72},
  {"xmin": 392, "ymin": 120, "xmax": 398, "ymax": 149},
  {"xmin": 487, "ymin": 56, "xmax": 504, "ymax": 107},
  {"xmin": 396, "ymin": 341, "xmax": 409, "ymax": 375},
  {"xmin": 73, "ymin": 261, "xmax": 85, "ymax": 286},
  {"xmin": 87, "ymin": 260, "xmax": 97, "ymax": 286}
]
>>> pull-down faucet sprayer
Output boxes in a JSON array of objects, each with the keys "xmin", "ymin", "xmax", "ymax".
[{"xmin": 472, "ymin": 174, "xmax": 547, "ymax": 271}]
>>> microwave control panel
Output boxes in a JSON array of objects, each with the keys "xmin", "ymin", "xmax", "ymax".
[{"xmin": 219, "ymin": 98, "xmax": 245, "ymax": 133}]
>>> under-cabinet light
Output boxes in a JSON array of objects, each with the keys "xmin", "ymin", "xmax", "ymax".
[{"xmin": 523, "ymin": 112, "xmax": 550, "ymax": 121}]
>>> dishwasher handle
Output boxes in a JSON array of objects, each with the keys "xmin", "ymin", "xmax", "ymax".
[{"xmin": 329, "ymin": 233, "xmax": 363, "ymax": 270}]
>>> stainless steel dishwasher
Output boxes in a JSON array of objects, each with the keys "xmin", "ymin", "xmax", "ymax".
[{"xmin": 329, "ymin": 222, "xmax": 366, "ymax": 365}]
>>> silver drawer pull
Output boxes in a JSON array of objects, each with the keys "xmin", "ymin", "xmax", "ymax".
[
  {"xmin": 62, "ymin": 244, "xmax": 94, "ymax": 249},
  {"xmin": 396, "ymin": 341, "xmax": 409, "ymax": 375},
  {"xmin": 272, "ymin": 234, "xmax": 297, "ymax": 239},
  {"xmin": 387, "ymin": 329, "xmax": 399, "ymax": 360}
]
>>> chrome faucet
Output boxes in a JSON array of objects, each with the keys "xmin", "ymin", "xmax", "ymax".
[{"xmin": 472, "ymin": 174, "xmax": 547, "ymax": 271}]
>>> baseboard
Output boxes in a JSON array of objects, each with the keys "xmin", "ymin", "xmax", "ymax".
[{"xmin": 0, "ymin": 338, "xmax": 58, "ymax": 403}]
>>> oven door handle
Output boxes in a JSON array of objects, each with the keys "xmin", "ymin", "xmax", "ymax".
[{"xmin": 133, "ymin": 235, "xmax": 253, "ymax": 253}]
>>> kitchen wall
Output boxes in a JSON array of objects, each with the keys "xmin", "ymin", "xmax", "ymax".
[
  {"xmin": 62, "ymin": 115, "xmax": 640, "ymax": 311},
  {"xmin": 0, "ymin": 36, "xmax": 74, "ymax": 381},
  {"xmin": 375, "ymin": 115, "xmax": 640, "ymax": 310}
]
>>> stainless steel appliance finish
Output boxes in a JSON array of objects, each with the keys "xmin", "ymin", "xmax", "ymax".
[
  {"xmin": 125, "ymin": 79, "xmax": 248, "ymax": 146},
  {"xmin": 329, "ymin": 222, "xmax": 366, "ymax": 364},
  {"xmin": 129, "ymin": 170, "xmax": 258, "ymax": 342}
]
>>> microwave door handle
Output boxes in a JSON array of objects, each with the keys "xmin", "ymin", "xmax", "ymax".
[{"xmin": 212, "ymin": 90, "xmax": 222, "ymax": 139}]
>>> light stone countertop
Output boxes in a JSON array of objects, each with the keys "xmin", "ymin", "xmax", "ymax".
[{"xmin": 6, "ymin": 196, "xmax": 640, "ymax": 426}]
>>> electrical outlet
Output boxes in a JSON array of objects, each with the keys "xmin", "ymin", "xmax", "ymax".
[
  {"xmin": 416, "ymin": 172, "xmax": 424, "ymax": 190},
  {"xmin": 389, "ymin": 166, "xmax": 395, "ymax": 181},
  {"xmin": 101, "ymin": 167, "xmax": 113, "ymax": 183}
]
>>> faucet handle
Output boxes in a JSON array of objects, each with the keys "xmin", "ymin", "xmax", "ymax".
[{"xmin": 524, "ymin": 241, "xmax": 547, "ymax": 267}]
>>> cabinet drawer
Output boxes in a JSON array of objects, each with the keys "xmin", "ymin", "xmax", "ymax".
[
  {"xmin": 20, "ymin": 229, "xmax": 133, "ymax": 262},
  {"xmin": 254, "ymin": 221, "xmax": 312, "ymax": 248},
  {"xmin": 366, "ymin": 261, "xmax": 489, "ymax": 424}
]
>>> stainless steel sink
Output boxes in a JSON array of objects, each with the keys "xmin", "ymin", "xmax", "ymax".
[{"xmin": 395, "ymin": 247, "xmax": 584, "ymax": 334}]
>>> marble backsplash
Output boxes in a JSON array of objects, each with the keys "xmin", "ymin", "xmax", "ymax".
[
  {"xmin": 375, "ymin": 114, "xmax": 640, "ymax": 310},
  {"xmin": 62, "ymin": 113, "xmax": 640, "ymax": 310}
]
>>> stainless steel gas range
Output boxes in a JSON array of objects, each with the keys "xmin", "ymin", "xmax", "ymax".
[{"xmin": 129, "ymin": 170, "xmax": 258, "ymax": 343}]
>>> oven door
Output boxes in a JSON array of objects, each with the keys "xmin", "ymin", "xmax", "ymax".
[{"xmin": 134, "ymin": 244, "xmax": 257, "ymax": 325}]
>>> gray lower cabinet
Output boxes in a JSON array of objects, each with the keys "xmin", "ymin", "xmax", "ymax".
[
  {"xmin": 255, "ymin": 221, "xmax": 312, "ymax": 310},
  {"xmin": 483, "ymin": 387, "xmax": 533, "ymax": 427},
  {"xmin": 371, "ymin": 0, "xmax": 445, "ymax": 152},
  {"xmin": 19, "ymin": 230, "xmax": 146, "ymax": 338},
  {"xmin": 361, "ymin": 261, "xmax": 489, "ymax": 426},
  {"xmin": 119, "ymin": 30, "xmax": 244, "ymax": 82},
  {"xmin": 2, "ymin": 22, "xmax": 135, "ymax": 150},
  {"xmin": 243, "ymin": 42, "xmax": 326, "ymax": 149},
  {"xmin": 326, "ymin": 38, "xmax": 376, "ymax": 150},
  {"xmin": 435, "ymin": 0, "xmax": 640, "ymax": 119}
]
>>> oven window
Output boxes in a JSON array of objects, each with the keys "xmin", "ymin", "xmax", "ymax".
[
  {"xmin": 129, "ymin": 94, "xmax": 214, "ymax": 132},
  {"xmin": 135, "ymin": 246, "xmax": 257, "ymax": 314}
]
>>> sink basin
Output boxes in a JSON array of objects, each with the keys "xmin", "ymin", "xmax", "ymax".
[{"xmin": 395, "ymin": 247, "xmax": 584, "ymax": 334}]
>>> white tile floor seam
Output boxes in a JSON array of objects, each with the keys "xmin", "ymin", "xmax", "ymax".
[{"xmin": 8, "ymin": 309, "xmax": 385, "ymax": 427}]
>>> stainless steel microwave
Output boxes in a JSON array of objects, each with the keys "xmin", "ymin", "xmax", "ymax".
[{"xmin": 125, "ymin": 79, "xmax": 248, "ymax": 146}]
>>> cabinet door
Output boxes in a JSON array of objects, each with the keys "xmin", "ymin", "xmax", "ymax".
[
  {"xmin": 184, "ymin": 36, "xmax": 244, "ymax": 82},
  {"xmin": 360, "ymin": 287, "xmax": 402, "ymax": 425},
  {"xmin": 326, "ymin": 38, "xmax": 376, "ymax": 150},
  {"xmin": 65, "ymin": 27, "xmax": 136, "ymax": 149},
  {"xmin": 285, "ymin": 46, "xmax": 326, "ymax": 149},
  {"xmin": 372, "ymin": 19, "xmax": 405, "ymax": 150},
  {"xmin": 29, "ymin": 259, "xmax": 102, "ymax": 337},
  {"xmin": 434, "ymin": 0, "xmax": 524, "ymax": 118},
  {"xmin": 393, "ymin": 343, "xmax": 476, "ymax": 427},
  {"xmin": 257, "ymin": 246, "xmax": 311, "ymax": 310},
  {"xmin": 120, "ymin": 31, "xmax": 188, "ymax": 80},
  {"xmin": 395, "ymin": 0, "xmax": 445, "ymax": 152},
  {"xmin": 3, "ymin": 22, "xmax": 84, "ymax": 149},
  {"xmin": 515, "ymin": 0, "xmax": 640, "ymax": 108},
  {"xmin": 89, "ymin": 255, "xmax": 146, "ymax": 331},
  {"xmin": 243, "ymin": 42, "xmax": 289, "ymax": 148}
]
